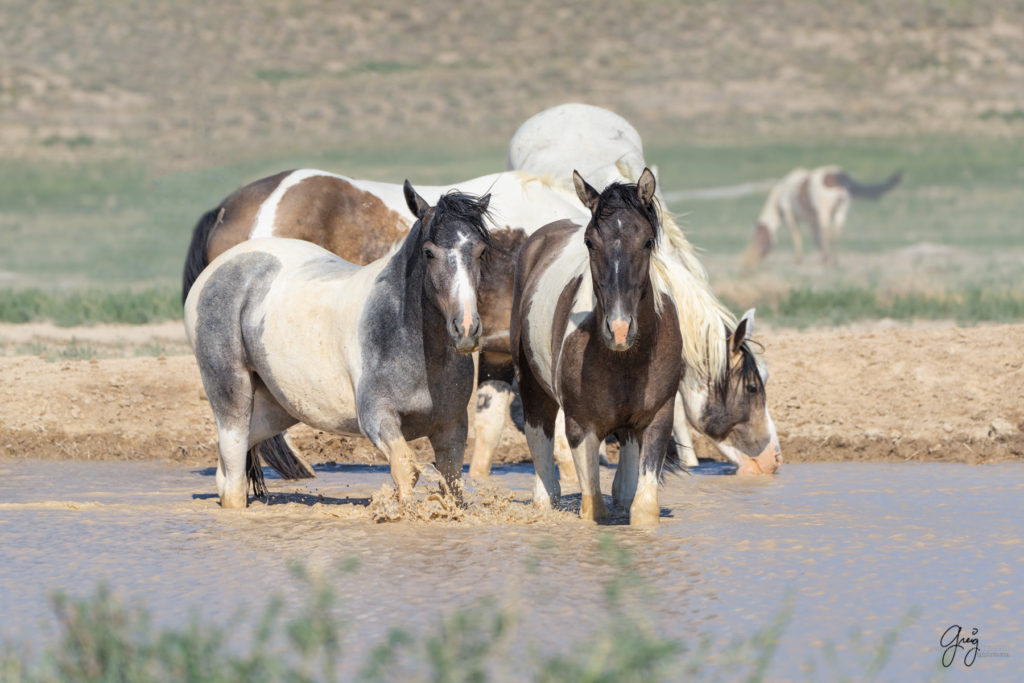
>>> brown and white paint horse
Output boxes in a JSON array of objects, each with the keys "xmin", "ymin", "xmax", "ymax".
[
  {"xmin": 183, "ymin": 163, "xmax": 781, "ymax": 481},
  {"xmin": 184, "ymin": 184, "xmax": 491, "ymax": 507},
  {"xmin": 182, "ymin": 169, "xmax": 586, "ymax": 478},
  {"xmin": 512, "ymin": 169, "xmax": 682, "ymax": 526},
  {"xmin": 741, "ymin": 165, "xmax": 901, "ymax": 268}
]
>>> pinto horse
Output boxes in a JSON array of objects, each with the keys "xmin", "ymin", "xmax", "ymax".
[
  {"xmin": 512, "ymin": 169, "xmax": 681, "ymax": 526},
  {"xmin": 182, "ymin": 169, "xmax": 587, "ymax": 478},
  {"xmin": 183, "ymin": 164, "xmax": 780, "ymax": 479},
  {"xmin": 741, "ymin": 165, "xmax": 902, "ymax": 268},
  {"xmin": 184, "ymin": 183, "xmax": 491, "ymax": 507},
  {"xmin": 508, "ymin": 103, "xmax": 781, "ymax": 476}
]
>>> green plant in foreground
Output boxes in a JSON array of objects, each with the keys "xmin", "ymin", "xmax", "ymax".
[{"xmin": 0, "ymin": 536, "xmax": 920, "ymax": 682}]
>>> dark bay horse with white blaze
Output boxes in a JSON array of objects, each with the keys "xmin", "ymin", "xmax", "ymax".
[
  {"xmin": 512, "ymin": 169, "xmax": 682, "ymax": 526},
  {"xmin": 184, "ymin": 183, "xmax": 491, "ymax": 507}
]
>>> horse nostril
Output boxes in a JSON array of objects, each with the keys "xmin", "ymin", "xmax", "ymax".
[{"xmin": 468, "ymin": 317, "xmax": 481, "ymax": 338}]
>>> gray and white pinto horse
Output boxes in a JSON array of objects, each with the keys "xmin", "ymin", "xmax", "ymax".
[{"xmin": 184, "ymin": 182, "xmax": 492, "ymax": 507}]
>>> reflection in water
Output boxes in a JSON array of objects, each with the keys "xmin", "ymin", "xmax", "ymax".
[{"xmin": 0, "ymin": 459, "xmax": 1021, "ymax": 677}]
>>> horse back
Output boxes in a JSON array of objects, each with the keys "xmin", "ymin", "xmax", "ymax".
[{"xmin": 205, "ymin": 170, "xmax": 293, "ymax": 264}]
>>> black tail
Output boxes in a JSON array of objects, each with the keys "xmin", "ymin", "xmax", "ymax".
[
  {"xmin": 182, "ymin": 206, "xmax": 224, "ymax": 304},
  {"xmin": 257, "ymin": 433, "xmax": 316, "ymax": 480},
  {"xmin": 836, "ymin": 170, "xmax": 902, "ymax": 199},
  {"xmin": 660, "ymin": 439, "xmax": 691, "ymax": 480},
  {"xmin": 246, "ymin": 446, "xmax": 268, "ymax": 498}
]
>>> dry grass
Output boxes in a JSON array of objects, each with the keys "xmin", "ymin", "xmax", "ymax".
[{"xmin": 1, "ymin": 0, "xmax": 1022, "ymax": 172}]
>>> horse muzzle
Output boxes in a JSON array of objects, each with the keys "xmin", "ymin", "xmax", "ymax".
[
  {"xmin": 601, "ymin": 315, "xmax": 636, "ymax": 352},
  {"xmin": 449, "ymin": 315, "xmax": 482, "ymax": 354}
]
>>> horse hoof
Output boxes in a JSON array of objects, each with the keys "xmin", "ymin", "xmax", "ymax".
[
  {"xmin": 579, "ymin": 493, "xmax": 609, "ymax": 523},
  {"xmin": 629, "ymin": 508, "xmax": 660, "ymax": 527}
]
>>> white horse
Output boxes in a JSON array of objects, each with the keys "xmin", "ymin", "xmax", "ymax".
[{"xmin": 508, "ymin": 102, "xmax": 781, "ymax": 475}]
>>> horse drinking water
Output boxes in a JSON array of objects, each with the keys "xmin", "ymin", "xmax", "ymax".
[
  {"xmin": 511, "ymin": 169, "xmax": 682, "ymax": 526},
  {"xmin": 184, "ymin": 183, "xmax": 491, "ymax": 507}
]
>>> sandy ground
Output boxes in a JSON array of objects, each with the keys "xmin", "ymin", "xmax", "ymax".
[{"xmin": 2, "ymin": 322, "xmax": 1021, "ymax": 468}]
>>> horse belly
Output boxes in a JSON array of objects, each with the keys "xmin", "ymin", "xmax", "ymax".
[{"xmin": 251, "ymin": 303, "xmax": 363, "ymax": 436}]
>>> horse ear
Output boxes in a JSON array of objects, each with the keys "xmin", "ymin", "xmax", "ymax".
[
  {"xmin": 403, "ymin": 180, "xmax": 430, "ymax": 219},
  {"xmin": 637, "ymin": 167, "xmax": 657, "ymax": 206},
  {"xmin": 730, "ymin": 309, "xmax": 755, "ymax": 355},
  {"xmin": 573, "ymin": 170, "xmax": 600, "ymax": 212},
  {"xmin": 478, "ymin": 193, "xmax": 491, "ymax": 213}
]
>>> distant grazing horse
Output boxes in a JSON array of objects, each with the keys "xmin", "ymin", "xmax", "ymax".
[
  {"xmin": 508, "ymin": 103, "xmax": 781, "ymax": 477},
  {"xmin": 184, "ymin": 184, "xmax": 491, "ymax": 507},
  {"xmin": 741, "ymin": 165, "xmax": 902, "ymax": 268},
  {"xmin": 512, "ymin": 169, "xmax": 682, "ymax": 526}
]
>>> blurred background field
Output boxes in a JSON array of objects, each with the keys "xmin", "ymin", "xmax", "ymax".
[{"xmin": 1, "ymin": 0, "xmax": 1022, "ymax": 327}]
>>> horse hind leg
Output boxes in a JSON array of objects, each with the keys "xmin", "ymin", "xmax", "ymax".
[
  {"xmin": 518, "ymin": 363, "xmax": 561, "ymax": 509},
  {"xmin": 612, "ymin": 432, "xmax": 639, "ymax": 509},
  {"xmin": 553, "ymin": 409, "xmax": 578, "ymax": 485},
  {"xmin": 249, "ymin": 382, "xmax": 311, "ymax": 480}
]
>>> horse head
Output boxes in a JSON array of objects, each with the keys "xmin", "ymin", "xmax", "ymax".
[
  {"xmin": 573, "ymin": 167, "xmax": 660, "ymax": 352},
  {"xmin": 403, "ymin": 180, "xmax": 492, "ymax": 354},
  {"xmin": 682, "ymin": 310, "xmax": 782, "ymax": 474}
]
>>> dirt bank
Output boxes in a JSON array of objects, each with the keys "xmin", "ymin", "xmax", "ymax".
[{"xmin": 1, "ymin": 324, "xmax": 1022, "ymax": 467}]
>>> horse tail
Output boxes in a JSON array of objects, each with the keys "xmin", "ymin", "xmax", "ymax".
[
  {"xmin": 246, "ymin": 445, "xmax": 268, "ymax": 498},
  {"xmin": 257, "ymin": 432, "xmax": 316, "ymax": 480},
  {"xmin": 836, "ymin": 170, "xmax": 902, "ymax": 199},
  {"xmin": 182, "ymin": 206, "xmax": 224, "ymax": 304},
  {"xmin": 661, "ymin": 439, "xmax": 686, "ymax": 480}
]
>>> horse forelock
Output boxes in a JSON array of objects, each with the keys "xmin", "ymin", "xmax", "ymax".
[{"xmin": 426, "ymin": 191, "xmax": 493, "ymax": 247}]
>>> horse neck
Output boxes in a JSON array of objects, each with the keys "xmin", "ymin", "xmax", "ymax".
[{"xmin": 387, "ymin": 240, "xmax": 448, "ymax": 354}]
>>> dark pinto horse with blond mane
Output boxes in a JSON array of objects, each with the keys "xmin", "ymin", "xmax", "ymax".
[
  {"xmin": 512, "ymin": 169, "xmax": 686, "ymax": 526},
  {"xmin": 184, "ymin": 183, "xmax": 491, "ymax": 506}
]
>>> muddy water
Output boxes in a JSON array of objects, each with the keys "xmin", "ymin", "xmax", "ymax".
[{"xmin": 1, "ymin": 459, "xmax": 1021, "ymax": 678}]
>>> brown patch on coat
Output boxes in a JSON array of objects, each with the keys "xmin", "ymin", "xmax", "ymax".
[
  {"xmin": 205, "ymin": 170, "xmax": 292, "ymax": 263},
  {"xmin": 476, "ymin": 227, "xmax": 529, "ymax": 384},
  {"xmin": 822, "ymin": 171, "xmax": 841, "ymax": 188},
  {"xmin": 272, "ymin": 175, "xmax": 411, "ymax": 264}
]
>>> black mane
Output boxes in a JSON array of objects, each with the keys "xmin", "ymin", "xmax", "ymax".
[
  {"xmin": 425, "ymin": 191, "xmax": 493, "ymax": 247},
  {"xmin": 594, "ymin": 181, "xmax": 661, "ymax": 241}
]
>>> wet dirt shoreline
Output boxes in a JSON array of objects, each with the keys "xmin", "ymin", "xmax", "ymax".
[{"xmin": 1, "ymin": 323, "xmax": 1022, "ymax": 468}]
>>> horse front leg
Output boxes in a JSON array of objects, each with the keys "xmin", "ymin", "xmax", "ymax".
[
  {"xmin": 363, "ymin": 410, "xmax": 420, "ymax": 501},
  {"xmin": 429, "ymin": 416, "xmax": 469, "ymax": 498},
  {"xmin": 565, "ymin": 417, "xmax": 608, "ymax": 523},
  {"xmin": 632, "ymin": 398, "xmax": 675, "ymax": 527}
]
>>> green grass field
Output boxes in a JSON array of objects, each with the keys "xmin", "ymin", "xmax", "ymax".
[{"xmin": 1, "ymin": 133, "xmax": 1021, "ymax": 326}]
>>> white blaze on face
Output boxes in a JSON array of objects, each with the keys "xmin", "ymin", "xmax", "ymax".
[{"xmin": 451, "ymin": 232, "xmax": 476, "ymax": 335}]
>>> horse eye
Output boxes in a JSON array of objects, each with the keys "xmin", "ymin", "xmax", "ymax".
[
  {"xmin": 644, "ymin": 238, "xmax": 655, "ymax": 250},
  {"xmin": 746, "ymin": 383, "xmax": 759, "ymax": 394},
  {"xmin": 584, "ymin": 238, "xmax": 594, "ymax": 250},
  {"xmin": 423, "ymin": 248, "xmax": 435, "ymax": 260}
]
